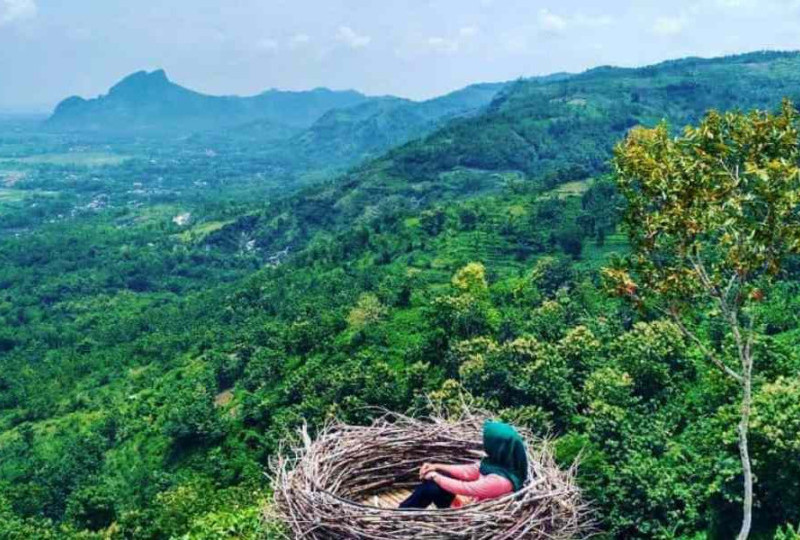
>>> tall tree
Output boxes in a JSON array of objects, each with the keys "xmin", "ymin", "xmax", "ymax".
[{"xmin": 605, "ymin": 101, "xmax": 800, "ymax": 539}]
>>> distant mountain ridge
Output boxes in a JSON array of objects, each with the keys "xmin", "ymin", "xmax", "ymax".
[
  {"xmin": 46, "ymin": 69, "xmax": 371, "ymax": 135},
  {"xmin": 267, "ymin": 81, "xmax": 509, "ymax": 173},
  {"xmin": 182, "ymin": 80, "xmax": 510, "ymax": 180},
  {"xmin": 209, "ymin": 50, "xmax": 800, "ymax": 256}
]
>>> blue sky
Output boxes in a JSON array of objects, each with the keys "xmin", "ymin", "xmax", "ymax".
[{"xmin": 2, "ymin": 0, "xmax": 800, "ymax": 111}]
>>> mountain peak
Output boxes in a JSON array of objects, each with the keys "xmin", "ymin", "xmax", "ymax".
[
  {"xmin": 108, "ymin": 69, "xmax": 172, "ymax": 97},
  {"xmin": 150, "ymin": 68, "xmax": 168, "ymax": 80},
  {"xmin": 46, "ymin": 69, "xmax": 372, "ymax": 134}
]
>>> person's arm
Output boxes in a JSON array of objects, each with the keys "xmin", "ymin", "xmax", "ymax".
[
  {"xmin": 435, "ymin": 463, "xmax": 480, "ymax": 481},
  {"xmin": 429, "ymin": 473, "xmax": 513, "ymax": 499}
]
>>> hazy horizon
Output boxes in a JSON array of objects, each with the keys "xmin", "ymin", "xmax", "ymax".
[{"xmin": 3, "ymin": 0, "xmax": 800, "ymax": 113}]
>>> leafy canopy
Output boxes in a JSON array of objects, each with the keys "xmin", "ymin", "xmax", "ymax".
[{"xmin": 607, "ymin": 100, "xmax": 800, "ymax": 309}]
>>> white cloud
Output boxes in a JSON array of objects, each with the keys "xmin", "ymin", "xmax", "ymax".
[
  {"xmin": 502, "ymin": 33, "xmax": 529, "ymax": 54},
  {"xmin": 427, "ymin": 36, "xmax": 460, "ymax": 54},
  {"xmin": 501, "ymin": 10, "xmax": 614, "ymax": 54},
  {"xmin": 289, "ymin": 33, "xmax": 311, "ymax": 48},
  {"xmin": 209, "ymin": 29, "xmax": 227, "ymax": 44},
  {"xmin": 652, "ymin": 16, "xmax": 686, "ymax": 36},
  {"xmin": 336, "ymin": 26, "xmax": 371, "ymax": 49},
  {"xmin": 710, "ymin": 0, "xmax": 800, "ymax": 12},
  {"xmin": 538, "ymin": 9, "xmax": 567, "ymax": 33},
  {"xmin": 459, "ymin": 26, "xmax": 479, "ymax": 38},
  {"xmin": 255, "ymin": 38, "xmax": 279, "ymax": 53},
  {"xmin": 67, "ymin": 26, "xmax": 93, "ymax": 41},
  {"xmin": 715, "ymin": 0, "xmax": 748, "ymax": 7},
  {"xmin": 0, "ymin": 0, "xmax": 36, "ymax": 25},
  {"xmin": 424, "ymin": 26, "xmax": 478, "ymax": 55},
  {"xmin": 535, "ymin": 9, "xmax": 613, "ymax": 34},
  {"xmin": 574, "ymin": 13, "xmax": 614, "ymax": 28}
]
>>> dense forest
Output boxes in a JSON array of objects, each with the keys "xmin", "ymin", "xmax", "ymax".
[{"xmin": 1, "ymin": 51, "xmax": 800, "ymax": 539}]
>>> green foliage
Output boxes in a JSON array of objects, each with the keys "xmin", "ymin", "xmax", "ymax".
[
  {"xmin": 455, "ymin": 336, "xmax": 575, "ymax": 428},
  {"xmin": 3, "ymin": 51, "xmax": 800, "ymax": 539},
  {"xmin": 347, "ymin": 293, "xmax": 388, "ymax": 330},
  {"xmin": 181, "ymin": 505, "xmax": 270, "ymax": 539},
  {"xmin": 64, "ymin": 483, "xmax": 116, "ymax": 531},
  {"xmin": 608, "ymin": 100, "xmax": 800, "ymax": 308},
  {"xmin": 607, "ymin": 98, "xmax": 800, "ymax": 538},
  {"xmin": 751, "ymin": 377, "xmax": 800, "ymax": 526},
  {"xmin": 451, "ymin": 262, "xmax": 490, "ymax": 294},
  {"xmin": 609, "ymin": 321, "xmax": 688, "ymax": 400},
  {"xmin": 162, "ymin": 367, "xmax": 225, "ymax": 445},
  {"xmin": 775, "ymin": 524, "xmax": 800, "ymax": 540},
  {"xmin": 432, "ymin": 263, "xmax": 501, "ymax": 341}
]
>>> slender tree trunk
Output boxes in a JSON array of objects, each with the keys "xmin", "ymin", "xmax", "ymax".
[{"xmin": 736, "ymin": 352, "xmax": 754, "ymax": 540}]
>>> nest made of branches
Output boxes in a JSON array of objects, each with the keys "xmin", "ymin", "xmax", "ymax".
[{"xmin": 268, "ymin": 410, "xmax": 591, "ymax": 539}]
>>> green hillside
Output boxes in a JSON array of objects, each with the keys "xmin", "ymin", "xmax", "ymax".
[
  {"xmin": 2, "ymin": 51, "xmax": 800, "ymax": 539},
  {"xmin": 211, "ymin": 51, "xmax": 800, "ymax": 257},
  {"xmin": 275, "ymin": 81, "xmax": 507, "ymax": 173},
  {"xmin": 187, "ymin": 81, "xmax": 508, "ymax": 182}
]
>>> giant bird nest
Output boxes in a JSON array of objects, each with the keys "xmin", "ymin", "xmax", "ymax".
[{"xmin": 269, "ymin": 410, "xmax": 590, "ymax": 539}]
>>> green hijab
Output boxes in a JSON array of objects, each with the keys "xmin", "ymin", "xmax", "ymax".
[{"xmin": 478, "ymin": 421, "xmax": 528, "ymax": 492}]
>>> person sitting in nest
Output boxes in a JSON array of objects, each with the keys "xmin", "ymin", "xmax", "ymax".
[{"xmin": 399, "ymin": 421, "xmax": 528, "ymax": 509}]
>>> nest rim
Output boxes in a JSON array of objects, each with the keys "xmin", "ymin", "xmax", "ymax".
[{"xmin": 269, "ymin": 409, "xmax": 590, "ymax": 539}]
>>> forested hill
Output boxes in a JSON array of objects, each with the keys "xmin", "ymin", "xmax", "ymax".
[
  {"xmin": 272, "ymin": 81, "xmax": 508, "ymax": 170},
  {"xmin": 45, "ymin": 69, "xmax": 371, "ymax": 135},
  {"xmin": 196, "ymin": 81, "xmax": 509, "ymax": 178},
  {"xmin": 3, "ymin": 50, "xmax": 800, "ymax": 539},
  {"xmin": 45, "ymin": 70, "xmax": 510, "ymax": 180},
  {"xmin": 383, "ymin": 50, "xmax": 800, "ymax": 183},
  {"xmin": 255, "ymin": 83, "xmax": 506, "ymax": 175},
  {"xmin": 210, "ymin": 50, "xmax": 800, "ymax": 255}
]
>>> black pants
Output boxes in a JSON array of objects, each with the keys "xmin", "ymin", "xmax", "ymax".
[{"xmin": 399, "ymin": 479, "xmax": 455, "ymax": 509}]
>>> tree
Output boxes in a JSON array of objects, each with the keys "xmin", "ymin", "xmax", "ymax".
[
  {"xmin": 431, "ymin": 263, "xmax": 499, "ymax": 343},
  {"xmin": 347, "ymin": 293, "xmax": 387, "ymax": 330},
  {"xmin": 420, "ymin": 207, "xmax": 447, "ymax": 236},
  {"xmin": 556, "ymin": 226, "xmax": 583, "ymax": 259},
  {"xmin": 605, "ymin": 101, "xmax": 800, "ymax": 539},
  {"xmin": 162, "ymin": 370, "xmax": 223, "ymax": 446},
  {"xmin": 451, "ymin": 262, "xmax": 489, "ymax": 295}
]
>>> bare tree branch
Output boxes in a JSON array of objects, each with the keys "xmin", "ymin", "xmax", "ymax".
[
  {"xmin": 668, "ymin": 309, "xmax": 743, "ymax": 383},
  {"xmin": 723, "ymin": 272, "xmax": 739, "ymax": 304},
  {"xmin": 689, "ymin": 255, "xmax": 750, "ymax": 372},
  {"xmin": 744, "ymin": 312, "xmax": 756, "ymax": 362}
]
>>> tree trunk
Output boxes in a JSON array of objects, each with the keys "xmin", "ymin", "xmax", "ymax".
[{"xmin": 736, "ymin": 354, "xmax": 754, "ymax": 540}]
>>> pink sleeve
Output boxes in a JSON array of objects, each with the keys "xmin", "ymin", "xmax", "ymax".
[
  {"xmin": 433, "ymin": 473, "xmax": 514, "ymax": 499},
  {"xmin": 437, "ymin": 463, "xmax": 480, "ymax": 481}
]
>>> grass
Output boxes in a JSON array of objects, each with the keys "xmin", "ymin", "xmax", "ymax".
[
  {"xmin": 0, "ymin": 189, "xmax": 28, "ymax": 202},
  {"xmin": 131, "ymin": 204, "xmax": 181, "ymax": 222},
  {"xmin": 0, "ymin": 152, "xmax": 131, "ymax": 167},
  {"xmin": 542, "ymin": 179, "xmax": 593, "ymax": 200},
  {"xmin": 177, "ymin": 220, "xmax": 234, "ymax": 242},
  {"xmin": 580, "ymin": 231, "xmax": 629, "ymax": 269},
  {"xmin": 0, "ymin": 188, "xmax": 57, "ymax": 202}
]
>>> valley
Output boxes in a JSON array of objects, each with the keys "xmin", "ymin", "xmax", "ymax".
[{"xmin": 1, "ymin": 51, "xmax": 800, "ymax": 539}]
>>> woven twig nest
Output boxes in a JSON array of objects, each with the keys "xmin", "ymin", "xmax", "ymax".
[{"xmin": 269, "ymin": 410, "xmax": 590, "ymax": 539}]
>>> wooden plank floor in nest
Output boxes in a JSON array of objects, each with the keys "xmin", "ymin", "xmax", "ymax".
[{"xmin": 361, "ymin": 489, "xmax": 413, "ymax": 509}]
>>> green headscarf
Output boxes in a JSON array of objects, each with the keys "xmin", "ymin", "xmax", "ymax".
[{"xmin": 478, "ymin": 421, "xmax": 528, "ymax": 492}]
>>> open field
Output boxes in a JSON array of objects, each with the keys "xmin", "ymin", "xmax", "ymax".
[
  {"xmin": 0, "ymin": 152, "xmax": 131, "ymax": 167},
  {"xmin": 0, "ymin": 188, "xmax": 57, "ymax": 202},
  {"xmin": 580, "ymin": 230, "xmax": 629, "ymax": 267},
  {"xmin": 176, "ymin": 220, "xmax": 234, "ymax": 242},
  {"xmin": 541, "ymin": 179, "xmax": 593, "ymax": 199}
]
